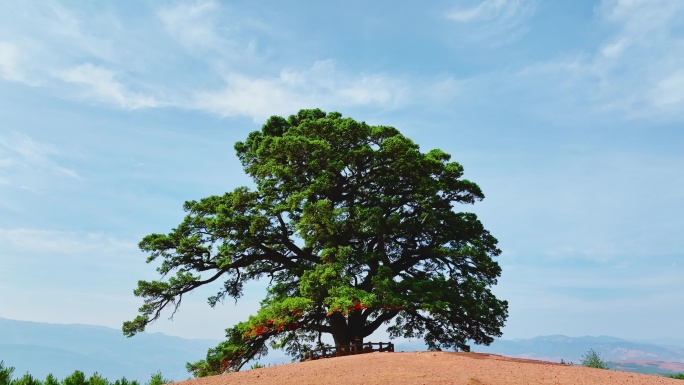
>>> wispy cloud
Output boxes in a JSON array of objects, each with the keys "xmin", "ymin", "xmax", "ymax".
[
  {"xmin": 0, "ymin": 228, "xmax": 135, "ymax": 254},
  {"xmin": 0, "ymin": 2, "xmax": 166, "ymax": 109},
  {"xmin": 192, "ymin": 60, "xmax": 409, "ymax": 120},
  {"xmin": 596, "ymin": 0, "xmax": 684, "ymax": 118},
  {"xmin": 154, "ymin": 1, "xmax": 417, "ymax": 119},
  {"xmin": 650, "ymin": 68, "xmax": 684, "ymax": 108},
  {"xmin": 0, "ymin": 133, "xmax": 80, "ymax": 193},
  {"xmin": 156, "ymin": 0, "xmax": 274, "ymax": 74},
  {"xmin": 517, "ymin": 0, "xmax": 684, "ymax": 121},
  {"xmin": 0, "ymin": 41, "xmax": 28, "ymax": 83},
  {"xmin": 0, "ymin": 2, "xmax": 123, "ymax": 85},
  {"xmin": 0, "ymin": 1, "xmax": 432, "ymax": 120},
  {"xmin": 445, "ymin": 0, "xmax": 536, "ymax": 43},
  {"xmin": 157, "ymin": 0, "xmax": 229, "ymax": 53},
  {"xmin": 447, "ymin": 0, "xmax": 527, "ymax": 22},
  {"xmin": 57, "ymin": 64, "xmax": 161, "ymax": 109}
]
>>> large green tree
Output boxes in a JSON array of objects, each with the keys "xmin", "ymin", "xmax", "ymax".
[{"xmin": 123, "ymin": 109, "xmax": 508, "ymax": 375}]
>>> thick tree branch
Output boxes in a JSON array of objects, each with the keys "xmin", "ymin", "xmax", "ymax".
[{"xmin": 361, "ymin": 310, "xmax": 400, "ymax": 338}]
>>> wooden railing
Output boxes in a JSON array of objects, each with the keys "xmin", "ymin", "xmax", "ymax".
[{"xmin": 302, "ymin": 341, "xmax": 394, "ymax": 361}]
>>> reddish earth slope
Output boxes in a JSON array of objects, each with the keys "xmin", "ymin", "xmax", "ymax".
[{"xmin": 173, "ymin": 351, "xmax": 683, "ymax": 385}]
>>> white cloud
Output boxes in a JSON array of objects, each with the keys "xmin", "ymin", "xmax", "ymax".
[
  {"xmin": 155, "ymin": 0, "xmax": 276, "ymax": 78},
  {"xmin": 39, "ymin": 2, "xmax": 119, "ymax": 63},
  {"xmin": 157, "ymin": 0, "xmax": 228, "ymax": 53},
  {"xmin": 0, "ymin": 133, "xmax": 80, "ymax": 192},
  {"xmin": 598, "ymin": 0, "xmax": 684, "ymax": 115},
  {"xmin": 57, "ymin": 64, "xmax": 160, "ymax": 109},
  {"xmin": 517, "ymin": 0, "xmax": 684, "ymax": 121},
  {"xmin": 447, "ymin": 0, "xmax": 526, "ymax": 22},
  {"xmin": 600, "ymin": 38, "xmax": 629, "ymax": 59},
  {"xmin": 0, "ymin": 1, "xmax": 427, "ymax": 119},
  {"xmin": 445, "ymin": 0, "xmax": 535, "ymax": 43},
  {"xmin": 0, "ymin": 2, "xmax": 168, "ymax": 108},
  {"xmin": 0, "ymin": 1, "xmax": 468, "ymax": 120},
  {"xmin": 0, "ymin": 41, "xmax": 26, "ymax": 82},
  {"xmin": 650, "ymin": 68, "xmax": 684, "ymax": 108},
  {"xmin": 599, "ymin": 0, "xmax": 681, "ymax": 39},
  {"xmin": 0, "ymin": 228, "xmax": 136, "ymax": 254},
  {"xmin": 194, "ymin": 74, "xmax": 302, "ymax": 119},
  {"xmin": 192, "ymin": 60, "xmax": 410, "ymax": 120},
  {"xmin": 0, "ymin": 3, "xmax": 123, "ymax": 86}
]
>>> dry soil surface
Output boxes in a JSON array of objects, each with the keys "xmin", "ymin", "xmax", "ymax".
[{"xmin": 173, "ymin": 351, "xmax": 683, "ymax": 385}]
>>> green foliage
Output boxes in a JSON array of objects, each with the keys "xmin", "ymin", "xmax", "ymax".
[
  {"xmin": 144, "ymin": 372, "xmax": 168, "ymax": 385},
  {"xmin": 0, "ymin": 361, "xmax": 15, "ymax": 385},
  {"xmin": 580, "ymin": 348, "xmax": 608, "ymax": 369},
  {"xmin": 10, "ymin": 373, "xmax": 41, "ymax": 385},
  {"xmin": 0, "ymin": 364, "xmax": 162, "ymax": 385},
  {"xmin": 43, "ymin": 375, "xmax": 59, "ymax": 385},
  {"xmin": 667, "ymin": 373, "xmax": 684, "ymax": 380},
  {"xmin": 111, "ymin": 378, "xmax": 139, "ymax": 385},
  {"xmin": 249, "ymin": 363, "xmax": 265, "ymax": 370},
  {"xmin": 86, "ymin": 374, "xmax": 109, "ymax": 385},
  {"xmin": 125, "ymin": 108, "xmax": 509, "ymax": 375},
  {"xmin": 62, "ymin": 371, "xmax": 87, "ymax": 385}
]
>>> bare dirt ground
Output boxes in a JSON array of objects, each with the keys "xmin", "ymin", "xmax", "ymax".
[{"xmin": 173, "ymin": 351, "xmax": 683, "ymax": 385}]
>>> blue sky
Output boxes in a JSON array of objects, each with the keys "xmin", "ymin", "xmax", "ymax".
[{"xmin": 1, "ymin": 0, "xmax": 683, "ymax": 344}]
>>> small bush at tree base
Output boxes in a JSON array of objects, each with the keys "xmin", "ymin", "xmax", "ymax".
[{"xmin": 580, "ymin": 348, "xmax": 608, "ymax": 369}]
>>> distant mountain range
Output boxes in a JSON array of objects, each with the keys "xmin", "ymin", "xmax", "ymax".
[
  {"xmin": 0, "ymin": 317, "xmax": 216, "ymax": 382},
  {"xmin": 2, "ymin": 317, "xmax": 683, "ymax": 381},
  {"xmin": 396, "ymin": 334, "xmax": 684, "ymax": 375}
]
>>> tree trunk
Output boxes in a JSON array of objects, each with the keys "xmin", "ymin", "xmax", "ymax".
[
  {"xmin": 329, "ymin": 313, "xmax": 350, "ymax": 346},
  {"xmin": 329, "ymin": 312, "xmax": 365, "ymax": 355}
]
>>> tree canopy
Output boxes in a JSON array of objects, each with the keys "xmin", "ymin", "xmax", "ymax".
[{"xmin": 123, "ymin": 109, "xmax": 508, "ymax": 375}]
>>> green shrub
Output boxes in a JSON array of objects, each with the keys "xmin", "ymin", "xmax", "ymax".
[
  {"xmin": 112, "ymin": 378, "xmax": 139, "ymax": 385},
  {"xmin": 11, "ymin": 373, "xmax": 41, "ymax": 385},
  {"xmin": 62, "ymin": 371, "xmax": 87, "ymax": 385},
  {"xmin": 666, "ymin": 373, "xmax": 684, "ymax": 380},
  {"xmin": 44, "ymin": 374, "xmax": 59, "ymax": 385},
  {"xmin": 580, "ymin": 348, "xmax": 608, "ymax": 369},
  {"xmin": 0, "ymin": 361, "xmax": 15, "ymax": 385},
  {"xmin": 0, "ymin": 363, "xmax": 163, "ymax": 385},
  {"xmin": 87, "ymin": 373, "xmax": 109, "ymax": 385},
  {"xmin": 145, "ymin": 372, "xmax": 169, "ymax": 385}
]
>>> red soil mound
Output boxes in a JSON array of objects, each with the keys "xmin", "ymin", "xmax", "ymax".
[{"xmin": 173, "ymin": 351, "xmax": 682, "ymax": 385}]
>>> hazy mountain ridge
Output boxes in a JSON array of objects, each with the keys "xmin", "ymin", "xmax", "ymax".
[
  {"xmin": 474, "ymin": 335, "xmax": 684, "ymax": 363},
  {"xmin": 469, "ymin": 335, "xmax": 684, "ymax": 375},
  {"xmin": 2, "ymin": 317, "xmax": 683, "ymax": 379},
  {"xmin": 392, "ymin": 334, "xmax": 684, "ymax": 375},
  {"xmin": 0, "ymin": 317, "xmax": 217, "ymax": 382}
]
